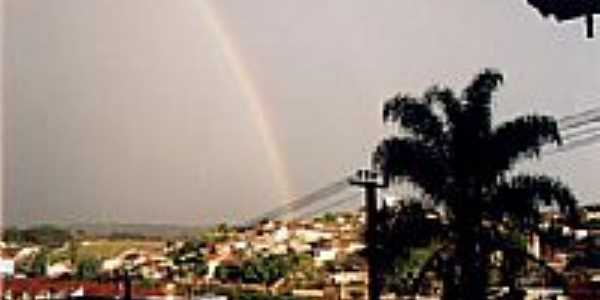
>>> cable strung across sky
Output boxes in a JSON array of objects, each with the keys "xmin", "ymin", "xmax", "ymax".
[
  {"xmin": 242, "ymin": 178, "xmax": 351, "ymax": 227},
  {"xmin": 296, "ymin": 192, "xmax": 364, "ymax": 220},
  {"xmin": 242, "ymin": 105, "xmax": 600, "ymax": 226},
  {"xmin": 559, "ymin": 106, "xmax": 600, "ymax": 128},
  {"xmin": 549, "ymin": 105, "xmax": 600, "ymax": 155}
]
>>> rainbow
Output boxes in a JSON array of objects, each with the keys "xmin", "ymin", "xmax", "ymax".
[{"xmin": 197, "ymin": 1, "xmax": 295, "ymax": 204}]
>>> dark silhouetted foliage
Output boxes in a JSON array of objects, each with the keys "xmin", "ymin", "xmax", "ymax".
[{"xmin": 373, "ymin": 69, "xmax": 578, "ymax": 300}]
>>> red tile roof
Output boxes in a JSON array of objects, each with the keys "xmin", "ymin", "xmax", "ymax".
[{"xmin": 1, "ymin": 278, "xmax": 166, "ymax": 298}]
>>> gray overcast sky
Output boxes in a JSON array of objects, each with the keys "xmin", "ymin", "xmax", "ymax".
[{"xmin": 3, "ymin": 0, "xmax": 600, "ymax": 226}]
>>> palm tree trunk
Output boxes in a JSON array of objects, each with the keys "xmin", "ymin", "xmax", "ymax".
[
  {"xmin": 441, "ymin": 254, "xmax": 459, "ymax": 300},
  {"xmin": 454, "ymin": 207, "xmax": 487, "ymax": 300},
  {"xmin": 456, "ymin": 229, "xmax": 486, "ymax": 300}
]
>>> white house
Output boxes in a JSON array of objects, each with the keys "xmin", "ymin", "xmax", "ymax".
[
  {"xmin": 101, "ymin": 257, "xmax": 123, "ymax": 272},
  {"xmin": 273, "ymin": 226, "xmax": 289, "ymax": 243},
  {"xmin": 314, "ymin": 248, "xmax": 337, "ymax": 265},
  {"xmin": 47, "ymin": 262, "xmax": 72, "ymax": 278},
  {"xmin": 0, "ymin": 258, "xmax": 15, "ymax": 276},
  {"xmin": 332, "ymin": 271, "xmax": 367, "ymax": 285}
]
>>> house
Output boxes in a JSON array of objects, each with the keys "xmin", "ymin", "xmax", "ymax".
[
  {"xmin": 522, "ymin": 287, "xmax": 566, "ymax": 300},
  {"xmin": 1, "ymin": 278, "xmax": 166, "ymax": 299},
  {"xmin": 14, "ymin": 247, "xmax": 40, "ymax": 262},
  {"xmin": 272, "ymin": 226, "xmax": 289, "ymax": 243},
  {"xmin": 582, "ymin": 205, "xmax": 600, "ymax": 222},
  {"xmin": 295, "ymin": 229, "xmax": 332, "ymax": 243},
  {"xmin": 288, "ymin": 240, "xmax": 311, "ymax": 254},
  {"xmin": 0, "ymin": 258, "xmax": 15, "ymax": 277},
  {"xmin": 195, "ymin": 294, "xmax": 228, "ymax": 300},
  {"xmin": 292, "ymin": 288, "xmax": 324, "ymax": 298},
  {"xmin": 313, "ymin": 247, "xmax": 337, "ymax": 266},
  {"xmin": 331, "ymin": 271, "xmax": 367, "ymax": 285},
  {"xmin": 102, "ymin": 257, "xmax": 123, "ymax": 272},
  {"xmin": 47, "ymin": 261, "xmax": 72, "ymax": 279}
]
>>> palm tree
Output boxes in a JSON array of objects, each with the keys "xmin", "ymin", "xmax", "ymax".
[{"xmin": 372, "ymin": 69, "xmax": 578, "ymax": 300}]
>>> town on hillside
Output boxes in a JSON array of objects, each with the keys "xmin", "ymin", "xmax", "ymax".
[
  {"xmin": 3, "ymin": 203, "xmax": 600, "ymax": 300},
  {"xmin": 4, "ymin": 2, "xmax": 600, "ymax": 300}
]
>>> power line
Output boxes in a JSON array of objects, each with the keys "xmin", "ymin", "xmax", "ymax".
[
  {"xmin": 243, "ymin": 178, "xmax": 350, "ymax": 226},
  {"xmin": 243, "ymin": 106, "xmax": 600, "ymax": 226},
  {"xmin": 541, "ymin": 106, "xmax": 600, "ymax": 155},
  {"xmin": 562, "ymin": 125, "xmax": 600, "ymax": 141},
  {"xmin": 560, "ymin": 115, "xmax": 600, "ymax": 131},
  {"xmin": 546, "ymin": 131, "xmax": 600, "ymax": 156},
  {"xmin": 559, "ymin": 105, "xmax": 600, "ymax": 127},
  {"xmin": 296, "ymin": 192, "xmax": 363, "ymax": 220}
]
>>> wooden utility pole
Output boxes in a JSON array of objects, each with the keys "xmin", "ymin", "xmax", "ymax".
[
  {"xmin": 123, "ymin": 269, "xmax": 132, "ymax": 300},
  {"xmin": 349, "ymin": 169, "xmax": 388, "ymax": 300}
]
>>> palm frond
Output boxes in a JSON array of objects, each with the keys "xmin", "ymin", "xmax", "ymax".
[
  {"xmin": 463, "ymin": 69, "xmax": 504, "ymax": 135},
  {"xmin": 423, "ymin": 85, "xmax": 463, "ymax": 130},
  {"xmin": 489, "ymin": 115, "xmax": 561, "ymax": 174},
  {"xmin": 464, "ymin": 69, "xmax": 504, "ymax": 106},
  {"xmin": 373, "ymin": 137, "xmax": 449, "ymax": 200},
  {"xmin": 489, "ymin": 174, "xmax": 578, "ymax": 226},
  {"xmin": 383, "ymin": 94, "xmax": 445, "ymax": 143}
]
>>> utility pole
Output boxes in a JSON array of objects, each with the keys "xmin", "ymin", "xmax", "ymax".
[
  {"xmin": 115, "ymin": 266, "xmax": 133, "ymax": 300},
  {"xmin": 349, "ymin": 169, "xmax": 388, "ymax": 300},
  {"xmin": 123, "ymin": 269, "xmax": 132, "ymax": 300}
]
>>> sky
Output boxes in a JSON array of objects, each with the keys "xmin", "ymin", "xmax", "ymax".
[{"xmin": 3, "ymin": 0, "xmax": 600, "ymax": 227}]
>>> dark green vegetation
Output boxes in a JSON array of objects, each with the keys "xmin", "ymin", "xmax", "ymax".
[
  {"xmin": 75, "ymin": 257, "xmax": 102, "ymax": 280},
  {"xmin": 67, "ymin": 223, "xmax": 208, "ymax": 239},
  {"xmin": 169, "ymin": 239, "xmax": 209, "ymax": 278},
  {"xmin": 30, "ymin": 248, "xmax": 49, "ymax": 277},
  {"xmin": 374, "ymin": 203, "xmax": 446, "ymax": 296},
  {"xmin": 2, "ymin": 223, "xmax": 209, "ymax": 244},
  {"xmin": 3, "ymin": 225, "xmax": 71, "ymax": 247},
  {"xmin": 373, "ymin": 69, "xmax": 578, "ymax": 300},
  {"xmin": 215, "ymin": 254, "xmax": 297, "ymax": 285}
]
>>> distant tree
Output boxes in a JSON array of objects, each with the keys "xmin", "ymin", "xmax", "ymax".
[
  {"xmin": 23, "ymin": 225, "xmax": 71, "ymax": 247},
  {"xmin": 217, "ymin": 223, "xmax": 231, "ymax": 234},
  {"xmin": 239, "ymin": 254, "xmax": 294, "ymax": 286},
  {"xmin": 290, "ymin": 253, "xmax": 322, "ymax": 285},
  {"xmin": 139, "ymin": 277, "xmax": 158, "ymax": 289},
  {"xmin": 2, "ymin": 227, "xmax": 25, "ymax": 244},
  {"xmin": 76, "ymin": 257, "xmax": 101, "ymax": 280},
  {"xmin": 202, "ymin": 230, "xmax": 228, "ymax": 244},
  {"xmin": 2, "ymin": 225, "xmax": 71, "ymax": 247},
  {"xmin": 30, "ymin": 248, "xmax": 48, "ymax": 277},
  {"xmin": 320, "ymin": 213, "xmax": 337, "ymax": 223},
  {"xmin": 172, "ymin": 240, "xmax": 208, "ymax": 278},
  {"xmin": 215, "ymin": 264, "xmax": 242, "ymax": 282},
  {"xmin": 373, "ymin": 69, "xmax": 578, "ymax": 300},
  {"xmin": 242, "ymin": 263, "xmax": 260, "ymax": 283}
]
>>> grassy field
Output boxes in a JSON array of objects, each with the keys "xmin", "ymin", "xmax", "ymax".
[
  {"xmin": 77, "ymin": 239, "xmax": 165, "ymax": 260},
  {"xmin": 48, "ymin": 239, "xmax": 166, "ymax": 263}
]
